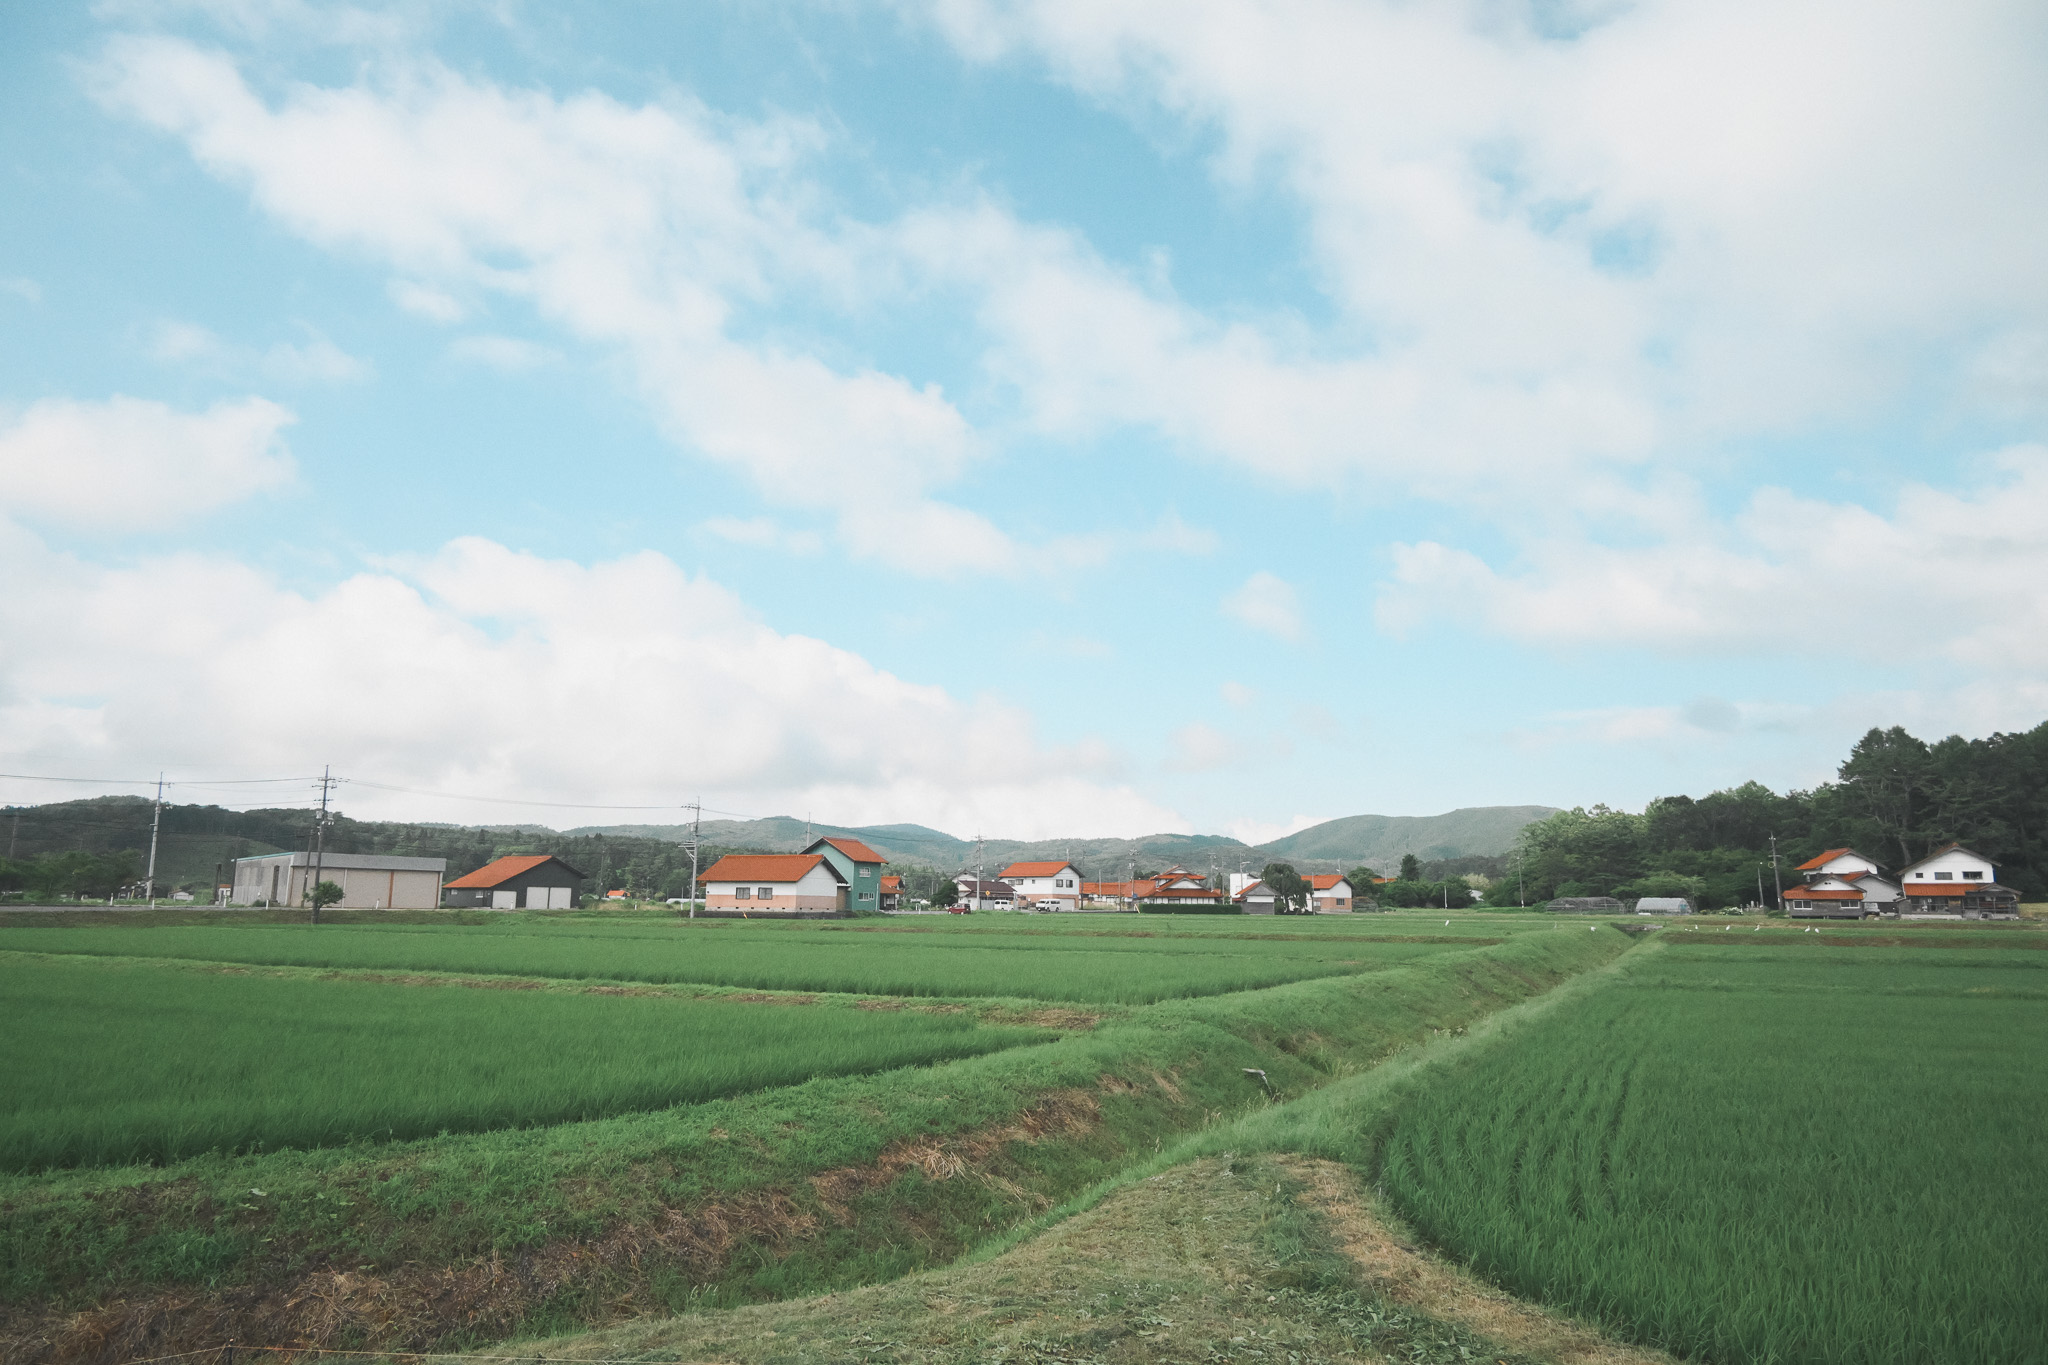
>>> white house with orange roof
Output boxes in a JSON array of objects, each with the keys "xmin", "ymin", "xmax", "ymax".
[
  {"xmin": 1304, "ymin": 874, "xmax": 1356, "ymax": 912},
  {"xmin": 699, "ymin": 853, "xmax": 846, "ymax": 917},
  {"xmin": 1895, "ymin": 843, "xmax": 2020, "ymax": 918},
  {"xmin": 1001, "ymin": 859, "xmax": 1084, "ymax": 910},
  {"xmin": 1784, "ymin": 847, "xmax": 1900, "ymax": 919}
]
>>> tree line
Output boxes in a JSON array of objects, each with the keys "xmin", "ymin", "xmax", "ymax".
[{"xmin": 1490, "ymin": 720, "xmax": 2048, "ymax": 908}]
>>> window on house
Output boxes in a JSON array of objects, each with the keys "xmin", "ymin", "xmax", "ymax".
[
  {"xmin": 859, "ymin": 867, "xmax": 871, "ymax": 877},
  {"xmin": 1934, "ymin": 871, "xmax": 1953, "ymax": 880},
  {"xmin": 758, "ymin": 886, "xmax": 773, "ymax": 898},
  {"xmin": 734, "ymin": 887, "xmax": 750, "ymax": 899},
  {"xmin": 1963, "ymin": 870, "xmax": 1983, "ymax": 879}
]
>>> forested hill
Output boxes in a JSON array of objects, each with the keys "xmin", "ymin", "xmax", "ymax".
[
  {"xmin": 0, "ymin": 798, "xmax": 761, "ymax": 900},
  {"xmin": 1259, "ymin": 806, "xmax": 1558, "ymax": 865},
  {"xmin": 1500, "ymin": 720, "xmax": 2048, "ymax": 908}
]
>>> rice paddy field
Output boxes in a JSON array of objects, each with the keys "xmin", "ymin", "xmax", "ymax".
[
  {"xmin": 0, "ymin": 916, "xmax": 1483, "ymax": 1003},
  {"xmin": 1368, "ymin": 928, "xmax": 2048, "ymax": 1365},
  {"xmin": 0, "ymin": 953, "xmax": 1049, "ymax": 1173}
]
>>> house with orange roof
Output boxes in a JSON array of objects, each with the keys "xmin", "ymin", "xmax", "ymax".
[
  {"xmin": 700, "ymin": 853, "xmax": 847, "ymax": 917},
  {"xmin": 1303, "ymin": 873, "xmax": 1356, "ymax": 912},
  {"xmin": 804, "ymin": 835, "xmax": 888, "ymax": 913},
  {"xmin": 1784, "ymin": 846, "xmax": 1899, "ymax": 919},
  {"xmin": 1001, "ymin": 859, "xmax": 1084, "ymax": 910},
  {"xmin": 879, "ymin": 874, "xmax": 902, "ymax": 912},
  {"xmin": 1895, "ymin": 843, "xmax": 2020, "ymax": 918},
  {"xmin": 442, "ymin": 854, "xmax": 586, "ymax": 909}
]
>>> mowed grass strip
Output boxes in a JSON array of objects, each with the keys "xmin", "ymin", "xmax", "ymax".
[
  {"xmin": 0, "ymin": 954, "xmax": 1048, "ymax": 1173},
  {"xmin": 1369, "ymin": 941, "xmax": 2048, "ymax": 1365},
  {"xmin": 1, "ymin": 922, "xmax": 1445, "ymax": 1001}
]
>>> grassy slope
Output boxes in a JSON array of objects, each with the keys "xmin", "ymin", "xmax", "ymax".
[
  {"xmin": 525, "ymin": 1155, "xmax": 1573, "ymax": 1365},
  {"xmin": 0, "ymin": 925, "xmax": 1629, "ymax": 1361}
]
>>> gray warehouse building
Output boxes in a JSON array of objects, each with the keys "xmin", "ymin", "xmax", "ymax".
[{"xmin": 233, "ymin": 852, "xmax": 447, "ymax": 909}]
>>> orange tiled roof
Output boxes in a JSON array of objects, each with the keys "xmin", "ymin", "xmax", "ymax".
[
  {"xmin": 446, "ymin": 854, "xmax": 573, "ymax": 889},
  {"xmin": 1903, "ymin": 881, "xmax": 2003, "ymax": 897},
  {"xmin": 703, "ymin": 854, "xmax": 829, "ymax": 883},
  {"xmin": 1795, "ymin": 848, "xmax": 1852, "ymax": 872},
  {"xmin": 1304, "ymin": 874, "xmax": 1348, "ymax": 890},
  {"xmin": 817, "ymin": 837, "xmax": 885, "ymax": 864},
  {"xmin": 1002, "ymin": 860, "xmax": 1076, "ymax": 877},
  {"xmin": 880, "ymin": 875, "xmax": 901, "ymax": 891}
]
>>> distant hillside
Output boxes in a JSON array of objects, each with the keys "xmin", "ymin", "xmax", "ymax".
[
  {"xmin": 571, "ymin": 808, "xmax": 1556, "ymax": 879},
  {"xmin": 1256, "ymin": 806, "xmax": 1558, "ymax": 867}
]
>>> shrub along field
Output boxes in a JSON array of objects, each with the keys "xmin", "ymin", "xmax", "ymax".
[
  {"xmin": 1367, "ymin": 933, "xmax": 2048, "ymax": 1365},
  {"xmin": 0, "ymin": 918, "xmax": 1477, "ymax": 1002},
  {"xmin": 0, "ymin": 954, "xmax": 1049, "ymax": 1173}
]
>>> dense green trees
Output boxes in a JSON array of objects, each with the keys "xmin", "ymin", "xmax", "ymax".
[
  {"xmin": 0, "ymin": 851, "xmax": 140, "ymax": 900},
  {"xmin": 1259, "ymin": 862, "xmax": 1309, "ymax": 913},
  {"xmin": 1497, "ymin": 720, "xmax": 2048, "ymax": 906}
]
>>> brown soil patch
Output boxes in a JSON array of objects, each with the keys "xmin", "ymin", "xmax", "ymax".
[
  {"xmin": 720, "ymin": 992, "xmax": 817, "ymax": 1005},
  {"xmin": 809, "ymin": 1090, "xmax": 1101, "ymax": 1221},
  {"xmin": 1278, "ymin": 1156, "xmax": 1674, "ymax": 1365},
  {"xmin": 982, "ymin": 1006, "xmax": 1101, "ymax": 1030}
]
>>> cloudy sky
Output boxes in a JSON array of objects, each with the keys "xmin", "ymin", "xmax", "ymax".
[{"xmin": 3, "ymin": 0, "xmax": 2044, "ymax": 840}]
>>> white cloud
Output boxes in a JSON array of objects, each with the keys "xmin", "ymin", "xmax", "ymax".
[
  {"xmin": 700, "ymin": 515, "xmax": 824, "ymax": 555},
  {"xmin": 145, "ymin": 318, "xmax": 221, "ymax": 362},
  {"xmin": 1164, "ymin": 721, "xmax": 1248, "ymax": 773},
  {"xmin": 908, "ymin": 0, "xmax": 2048, "ymax": 502},
  {"xmin": 0, "ymin": 277, "xmax": 39, "ymax": 303},
  {"xmin": 449, "ymin": 334, "xmax": 561, "ymax": 371},
  {"xmin": 90, "ymin": 35, "xmax": 1003, "ymax": 575},
  {"xmin": 1220, "ymin": 680, "xmax": 1255, "ymax": 707},
  {"xmin": 0, "ymin": 395, "xmax": 295, "ymax": 529},
  {"xmin": 389, "ymin": 278, "xmax": 465, "ymax": 322},
  {"xmin": 1379, "ymin": 444, "xmax": 2048, "ymax": 672},
  {"xmin": 0, "ymin": 528, "xmax": 1187, "ymax": 839},
  {"xmin": 143, "ymin": 317, "xmax": 368, "ymax": 382},
  {"xmin": 1221, "ymin": 570, "xmax": 1304, "ymax": 641}
]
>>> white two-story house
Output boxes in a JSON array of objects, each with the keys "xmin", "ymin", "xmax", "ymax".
[
  {"xmin": 1785, "ymin": 847, "xmax": 1900, "ymax": 919},
  {"xmin": 1000, "ymin": 860, "xmax": 1084, "ymax": 910},
  {"xmin": 1896, "ymin": 843, "xmax": 2020, "ymax": 918}
]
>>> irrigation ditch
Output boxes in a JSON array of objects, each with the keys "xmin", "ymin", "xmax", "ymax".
[{"xmin": 0, "ymin": 923, "xmax": 1638, "ymax": 1364}]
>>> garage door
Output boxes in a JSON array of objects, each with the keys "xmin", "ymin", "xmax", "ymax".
[{"xmin": 491, "ymin": 890, "xmax": 517, "ymax": 909}]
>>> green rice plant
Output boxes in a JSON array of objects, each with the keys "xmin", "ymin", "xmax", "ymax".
[
  {"xmin": 0, "ymin": 955, "xmax": 1048, "ymax": 1172},
  {"xmin": 2, "ymin": 921, "xmax": 1465, "ymax": 1002},
  {"xmin": 1369, "ymin": 941, "xmax": 2048, "ymax": 1365}
]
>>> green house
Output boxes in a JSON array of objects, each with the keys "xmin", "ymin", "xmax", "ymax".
[{"xmin": 803, "ymin": 836, "xmax": 888, "ymax": 914}]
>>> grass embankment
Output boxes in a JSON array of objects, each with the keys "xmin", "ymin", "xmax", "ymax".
[
  {"xmin": 0, "ymin": 920, "xmax": 1466, "ymax": 1003},
  {"xmin": 530, "ymin": 1154, "xmax": 1646, "ymax": 1365},
  {"xmin": 1354, "ymin": 934, "xmax": 2048, "ymax": 1364},
  {"xmin": 0, "ymin": 925, "xmax": 1628, "ymax": 1362},
  {"xmin": 0, "ymin": 955, "xmax": 1049, "ymax": 1172}
]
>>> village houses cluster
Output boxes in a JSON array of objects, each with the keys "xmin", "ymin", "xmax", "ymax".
[{"xmin": 226, "ymin": 837, "xmax": 2020, "ymax": 921}]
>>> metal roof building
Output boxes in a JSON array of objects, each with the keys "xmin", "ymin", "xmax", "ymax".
[{"xmin": 232, "ymin": 852, "xmax": 446, "ymax": 909}]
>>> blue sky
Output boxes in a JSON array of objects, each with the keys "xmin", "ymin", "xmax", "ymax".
[{"xmin": 3, "ymin": 0, "xmax": 2045, "ymax": 840}]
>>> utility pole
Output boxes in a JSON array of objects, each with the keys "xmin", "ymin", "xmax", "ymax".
[
  {"xmin": 686, "ymin": 801, "xmax": 702, "ymax": 919},
  {"xmin": 309, "ymin": 766, "xmax": 334, "ymax": 924},
  {"xmin": 1517, "ymin": 847, "xmax": 1525, "ymax": 908},
  {"xmin": 1768, "ymin": 833, "xmax": 1783, "ymax": 911},
  {"xmin": 144, "ymin": 774, "xmax": 164, "ymax": 903},
  {"xmin": 1756, "ymin": 863, "xmax": 1766, "ymax": 911},
  {"xmin": 9, "ymin": 808, "xmax": 19, "ymax": 858},
  {"xmin": 974, "ymin": 833, "xmax": 984, "ymax": 913}
]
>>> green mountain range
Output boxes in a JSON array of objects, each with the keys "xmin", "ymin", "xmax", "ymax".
[
  {"xmin": 570, "ymin": 805, "xmax": 1558, "ymax": 877},
  {"xmin": 3, "ymin": 797, "xmax": 1557, "ymax": 896}
]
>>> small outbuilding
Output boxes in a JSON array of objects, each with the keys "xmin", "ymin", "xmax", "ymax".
[
  {"xmin": 1633, "ymin": 897, "xmax": 1694, "ymax": 915},
  {"xmin": 1545, "ymin": 896, "xmax": 1625, "ymax": 913},
  {"xmin": 233, "ymin": 852, "xmax": 447, "ymax": 909},
  {"xmin": 443, "ymin": 855, "xmax": 587, "ymax": 909}
]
